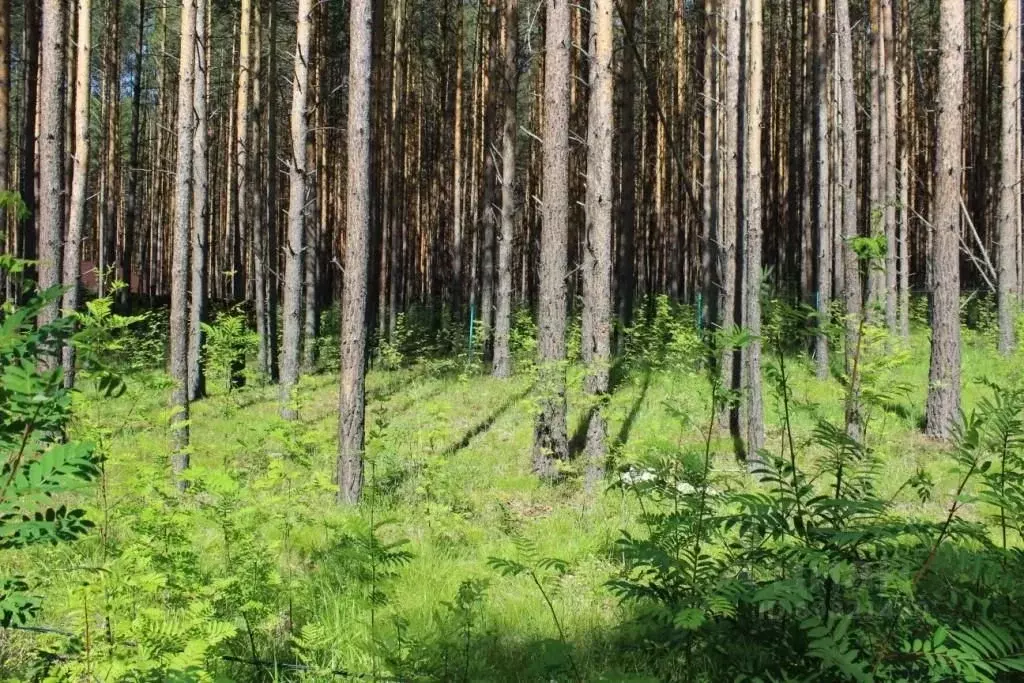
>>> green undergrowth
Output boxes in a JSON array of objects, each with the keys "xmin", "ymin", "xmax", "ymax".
[{"xmin": 5, "ymin": 293, "xmax": 1024, "ymax": 681}]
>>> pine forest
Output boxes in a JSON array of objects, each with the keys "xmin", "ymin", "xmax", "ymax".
[{"xmin": 5, "ymin": 0, "xmax": 1024, "ymax": 680}]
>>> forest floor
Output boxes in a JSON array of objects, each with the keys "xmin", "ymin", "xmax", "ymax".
[{"xmin": 4, "ymin": 322, "xmax": 1019, "ymax": 681}]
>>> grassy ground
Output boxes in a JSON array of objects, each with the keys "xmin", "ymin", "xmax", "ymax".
[{"xmin": 3, "ymin": 320, "xmax": 1021, "ymax": 681}]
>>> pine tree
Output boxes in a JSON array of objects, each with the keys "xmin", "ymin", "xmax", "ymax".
[
  {"xmin": 492, "ymin": 0, "xmax": 518, "ymax": 379},
  {"xmin": 998, "ymin": 0, "xmax": 1020, "ymax": 355},
  {"xmin": 533, "ymin": 0, "xmax": 571, "ymax": 479},
  {"xmin": 280, "ymin": 0, "xmax": 312, "ymax": 419},
  {"xmin": 171, "ymin": 0, "xmax": 197, "ymax": 486},
  {"xmin": 925, "ymin": 0, "xmax": 965, "ymax": 439},
  {"xmin": 61, "ymin": 0, "xmax": 91, "ymax": 387},
  {"xmin": 338, "ymin": 0, "xmax": 373, "ymax": 504},
  {"xmin": 581, "ymin": 0, "xmax": 614, "ymax": 486}
]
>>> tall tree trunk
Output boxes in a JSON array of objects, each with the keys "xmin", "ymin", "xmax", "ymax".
[
  {"xmin": 836, "ymin": 0, "xmax": 863, "ymax": 439},
  {"xmin": 338, "ymin": 0, "xmax": 372, "ymax": 505},
  {"xmin": 61, "ymin": 0, "xmax": 91, "ymax": 387},
  {"xmin": 492, "ymin": 0, "xmax": 518, "ymax": 379},
  {"xmin": 171, "ymin": 0, "xmax": 197, "ymax": 487},
  {"xmin": 233, "ymin": 0, "xmax": 253, "ymax": 303},
  {"xmin": 533, "ymin": 0, "xmax": 571, "ymax": 479},
  {"xmin": 926, "ymin": 0, "xmax": 965, "ymax": 439},
  {"xmin": 813, "ymin": 0, "xmax": 831, "ymax": 379},
  {"xmin": 280, "ymin": 0, "xmax": 312, "ymax": 419},
  {"xmin": 616, "ymin": 0, "xmax": 637, "ymax": 346},
  {"xmin": 252, "ymin": 0, "xmax": 270, "ymax": 379},
  {"xmin": 745, "ymin": 0, "xmax": 765, "ymax": 462},
  {"xmin": 18, "ymin": 0, "xmax": 39, "ymax": 277},
  {"xmin": 721, "ymin": 0, "xmax": 742, "ymax": 435},
  {"xmin": 898, "ymin": 0, "xmax": 911, "ymax": 339},
  {"xmin": 37, "ymin": 0, "xmax": 64, "ymax": 337},
  {"xmin": 100, "ymin": 0, "xmax": 120, "ymax": 298},
  {"xmin": 998, "ymin": 0, "xmax": 1020, "ymax": 354},
  {"xmin": 187, "ymin": 0, "xmax": 209, "ymax": 401},
  {"xmin": 122, "ymin": 0, "xmax": 146, "ymax": 309},
  {"xmin": 452, "ymin": 11, "xmax": 465, "ymax": 317},
  {"xmin": 702, "ymin": 1, "xmax": 719, "ymax": 352},
  {"xmin": 582, "ymin": 0, "xmax": 613, "ymax": 488},
  {"xmin": 265, "ymin": 0, "xmax": 280, "ymax": 380},
  {"xmin": 882, "ymin": 0, "xmax": 899, "ymax": 336},
  {"xmin": 386, "ymin": 0, "xmax": 407, "ymax": 338},
  {"xmin": 0, "ymin": 0, "xmax": 9, "ymax": 197},
  {"xmin": 479, "ymin": 6, "xmax": 499, "ymax": 346},
  {"xmin": 867, "ymin": 0, "xmax": 885, "ymax": 315}
]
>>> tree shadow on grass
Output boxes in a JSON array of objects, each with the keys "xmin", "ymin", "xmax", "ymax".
[
  {"xmin": 440, "ymin": 383, "xmax": 535, "ymax": 458},
  {"xmin": 611, "ymin": 369, "xmax": 653, "ymax": 453},
  {"xmin": 569, "ymin": 358, "xmax": 642, "ymax": 458}
]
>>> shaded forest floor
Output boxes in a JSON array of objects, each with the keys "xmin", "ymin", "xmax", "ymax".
[{"xmin": 3, "ymin": 318, "xmax": 1021, "ymax": 681}]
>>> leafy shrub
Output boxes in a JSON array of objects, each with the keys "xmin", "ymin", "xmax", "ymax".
[
  {"xmin": 0, "ymin": 270, "xmax": 115, "ymax": 627},
  {"xmin": 607, "ymin": 304, "xmax": 1024, "ymax": 682},
  {"xmin": 621, "ymin": 295, "xmax": 703, "ymax": 373},
  {"xmin": 509, "ymin": 306, "xmax": 538, "ymax": 370},
  {"xmin": 201, "ymin": 305, "xmax": 259, "ymax": 389}
]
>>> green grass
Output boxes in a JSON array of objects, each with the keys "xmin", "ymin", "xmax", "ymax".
[{"xmin": 3, "ymin": 321, "xmax": 1022, "ymax": 681}]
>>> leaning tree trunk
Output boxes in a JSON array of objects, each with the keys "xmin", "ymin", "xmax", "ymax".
[
  {"xmin": 187, "ymin": 0, "xmax": 209, "ymax": 402},
  {"xmin": 280, "ymin": 0, "xmax": 312, "ymax": 419},
  {"xmin": 61, "ymin": 0, "xmax": 91, "ymax": 387},
  {"xmin": 925, "ymin": 0, "xmax": 965, "ymax": 439},
  {"xmin": 37, "ymin": 0, "xmax": 65, "ymax": 338},
  {"xmin": 492, "ymin": 0, "xmax": 518, "ymax": 379},
  {"xmin": 171, "ymin": 0, "xmax": 197, "ymax": 487},
  {"xmin": 338, "ymin": 0, "xmax": 373, "ymax": 505},
  {"xmin": 998, "ymin": 0, "xmax": 1020, "ymax": 355},
  {"xmin": 533, "ymin": 0, "xmax": 571, "ymax": 480},
  {"xmin": 581, "ymin": 0, "xmax": 613, "ymax": 489}
]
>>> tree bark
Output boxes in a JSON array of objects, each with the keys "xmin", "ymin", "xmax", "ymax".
[
  {"xmin": 452, "ymin": 11, "xmax": 466, "ymax": 316},
  {"xmin": 18, "ymin": 0, "xmax": 39, "ymax": 278},
  {"xmin": 721, "ymin": 0, "xmax": 742, "ymax": 436},
  {"xmin": 36, "ymin": 0, "xmax": 64, "ymax": 340},
  {"xmin": 99, "ymin": 0, "xmax": 120, "ymax": 298},
  {"xmin": 898, "ymin": 0, "xmax": 911, "ymax": 339},
  {"xmin": 836, "ymin": 0, "xmax": 863, "ymax": 439},
  {"xmin": 745, "ymin": 0, "xmax": 765, "ymax": 462},
  {"xmin": 338, "ymin": 0, "xmax": 373, "ymax": 504},
  {"xmin": 616, "ymin": 0, "xmax": 637, "ymax": 346},
  {"xmin": 233, "ymin": 0, "xmax": 253, "ymax": 303},
  {"xmin": 171, "ymin": 0, "xmax": 197, "ymax": 487},
  {"xmin": 188, "ymin": 0, "xmax": 209, "ymax": 401},
  {"xmin": 533, "ymin": 0, "xmax": 571, "ymax": 479},
  {"xmin": 122, "ymin": 0, "xmax": 146, "ymax": 310},
  {"xmin": 582, "ymin": 0, "xmax": 613, "ymax": 488},
  {"xmin": 61, "ymin": 0, "xmax": 91, "ymax": 387},
  {"xmin": 926, "ymin": 0, "xmax": 965, "ymax": 439},
  {"xmin": 492, "ymin": 0, "xmax": 518, "ymax": 379},
  {"xmin": 813, "ymin": 0, "xmax": 831, "ymax": 379},
  {"xmin": 998, "ymin": 0, "xmax": 1020, "ymax": 354},
  {"xmin": 264, "ymin": 0, "xmax": 280, "ymax": 380},
  {"xmin": 882, "ymin": 0, "xmax": 899, "ymax": 336},
  {"xmin": 280, "ymin": 0, "xmax": 312, "ymax": 419},
  {"xmin": 0, "ymin": 0, "xmax": 9, "ymax": 203}
]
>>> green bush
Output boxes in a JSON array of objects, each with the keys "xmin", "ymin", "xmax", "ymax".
[{"xmin": 0, "ymin": 267, "xmax": 114, "ymax": 627}]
